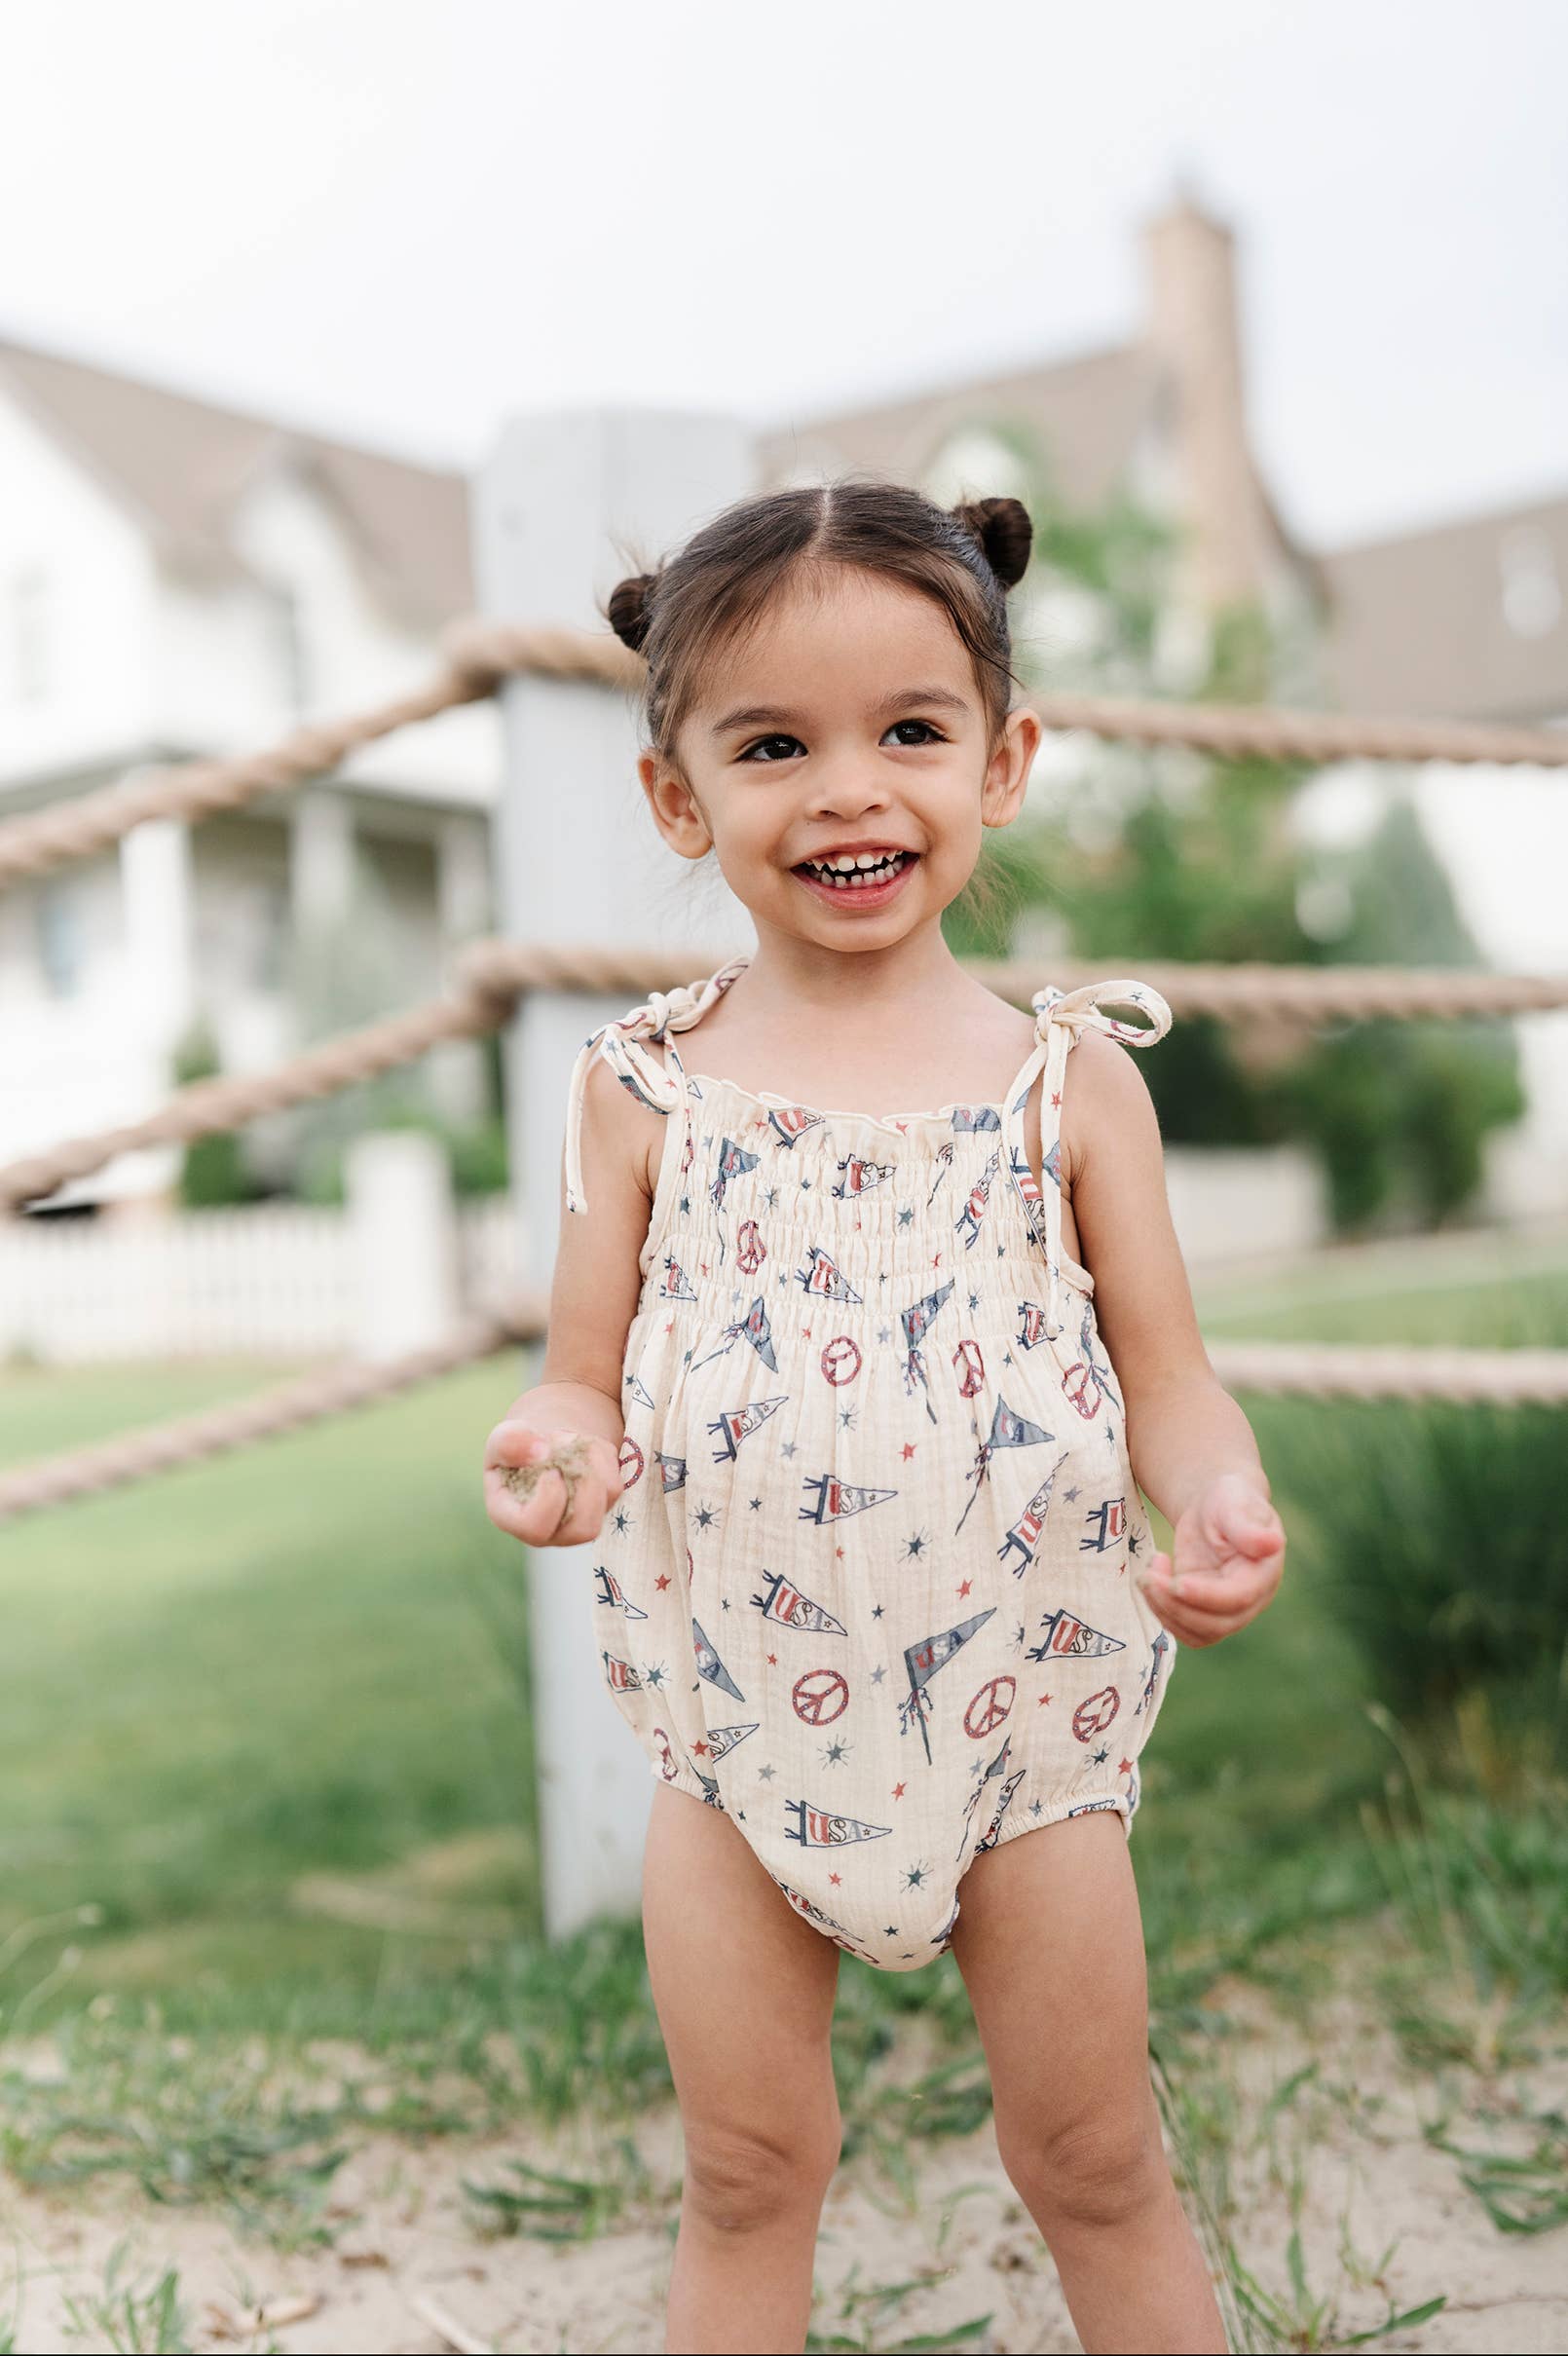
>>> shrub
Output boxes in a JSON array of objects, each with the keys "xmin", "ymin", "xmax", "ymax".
[
  {"xmin": 1266, "ymin": 1395, "xmax": 1568, "ymax": 1731},
  {"xmin": 172, "ymin": 1023, "xmax": 259, "ymax": 1210}
]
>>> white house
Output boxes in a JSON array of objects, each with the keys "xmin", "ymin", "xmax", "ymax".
[
  {"xmin": 1, "ymin": 190, "xmax": 1563, "ymax": 1222},
  {"xmin": 0, "ymin": 342, "xmax": 499, "ymax": 1205}
]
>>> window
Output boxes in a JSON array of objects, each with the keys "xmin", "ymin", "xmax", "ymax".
[
  {"xmin": 10, "ymin": 567, "xmax": 51, "ymax": 704},
  {"xmin": 920, "ymin": 427, "xmax": 1030, "ymax": 510},
  {"xmin": 1499, "ymin": 527, "xmax": 1561, "ymax": 641},
  {"xmin": 272, "ymin": 584, "xmax": 310, "ymax": 714},
  {"xmin": 36, "ymin": 878, "xmax": 86, "ymax": 998}
]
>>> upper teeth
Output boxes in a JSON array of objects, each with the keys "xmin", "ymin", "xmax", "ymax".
[{"xmin": 805, "ymin": 851, "xmax": 905, "ymax": 880}]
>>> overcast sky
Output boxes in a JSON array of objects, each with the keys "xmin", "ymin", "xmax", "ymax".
[{"xmin": 2, "ymin": 0, "xmax": 1563, "ymax": 551}]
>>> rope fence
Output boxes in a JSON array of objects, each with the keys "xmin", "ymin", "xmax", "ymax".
[
  {"xmin": 0, "ymin": 1316, "xmax": 1561, "ymax": 1528},
  {"xmin": 6, "ymin": 940, "xmax": 1567, "ymax": 1214},
  {"xmin": 0, "ymin": 615, "xmax": 1562, "ymax": 893},
  {"xmin": 0, "ymin": 1297, "xmax": 546, "ymax": 1525},
  {"xmin": 1, "ymin": 612, "xmax": 1564, "ymax": 1521}
]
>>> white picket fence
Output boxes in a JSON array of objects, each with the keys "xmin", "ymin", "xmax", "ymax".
[
  {"xmin": 0, "ymin": 1189, "xmax": 517, "ymax": 1365},
  {"xmin": 0, "ymin": 1143, "xmax": 1342, "ymax": 1366}
]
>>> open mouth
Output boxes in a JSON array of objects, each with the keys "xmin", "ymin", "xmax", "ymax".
[{"xmin": 791, "ymin": 848, "xmax": 918, "ymax": 898}]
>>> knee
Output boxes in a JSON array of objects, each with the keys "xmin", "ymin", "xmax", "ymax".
[
  {"xmin": 999, "ymin": 2104, "xmax": 1169, "ymax": 2232},
  {"xmin": 683, "ymin": 2118, "xmax": 841, "ymax": 2235}
]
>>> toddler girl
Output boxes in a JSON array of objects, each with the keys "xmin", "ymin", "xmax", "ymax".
[{"xmin": 484, "ymin": 480, "xmax": 1287, "ymax": 2355}]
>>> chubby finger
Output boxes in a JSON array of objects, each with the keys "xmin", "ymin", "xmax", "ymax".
[
  {"xmin": 1137, "ymin": 1593, "xmax": 1250, "ymax": 1647},
  {"xmin": 1219, "ymin": 1515, "xmax": 1286, "ymax": 1561},
  {"xmin": 485, "ymin": 1458, "xmax": 568, "ymax": 1542},
  {"xmin": 1165, "ymin": 1562, "xmax": 1278, "ymax": 1612},
  {"xmin": 485, "ymin": 1419, "xmax": 555, "ymax": 1472},
  {"xmin": 1136, "ymin": 1568, "xmax": 1259, "ymax": 1645}
]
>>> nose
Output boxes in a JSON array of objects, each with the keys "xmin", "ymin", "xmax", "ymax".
[{"xmin": 803, "ymin": 762, "xmax": 895, "ymax": 822}]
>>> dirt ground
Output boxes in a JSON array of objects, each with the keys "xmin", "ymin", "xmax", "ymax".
[{"xmin": 5, "ymin": 1963, "xmax": 1566, "ymax": 2355}]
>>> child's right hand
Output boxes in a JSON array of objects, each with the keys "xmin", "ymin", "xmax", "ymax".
[{"xmin": 484, "ymin": 1420, "xmax": 625, "ymax": 1548}]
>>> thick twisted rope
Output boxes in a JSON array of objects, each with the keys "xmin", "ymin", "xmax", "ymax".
[
  {"xmin": 0, "ymin": 1295, "xmax": 547, "ymax": 1524},
  {"xmin": 0, "ymin": 616, "xmax": 1562, "ymax": 894},
  {"xmin": 0, "ymin": 623, "xmax": 640, "ymax": 892},
  {"xmin": 0, "ymin": 1325, "xmax": 1560, "ymax": 1526},
  {"xmin": 1209, "ymin": 1341, "xmax": 1568, "ymax": 1404},
  {"xmin": 5, "ymin": 942, "xmax": 1567, "ymax": 1212}
]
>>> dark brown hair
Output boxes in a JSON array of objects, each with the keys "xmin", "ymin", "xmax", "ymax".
[{"xmin": 600, "ymin": 476, "xmax": 1034, "ymax": 938}]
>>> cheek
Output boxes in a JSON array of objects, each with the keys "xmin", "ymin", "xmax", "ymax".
[{"xmin": 711, "ymin": 804, "xmax": 782, "ymax": 871}]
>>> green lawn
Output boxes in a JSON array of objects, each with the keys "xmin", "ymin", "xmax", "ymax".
[
  {"xmin": 1, "ymin": 1229, "xmax": 1561, "ymax": 2029},
  {"xmin": 0, "ymin": 1352, "xmax": 543, "ymax": 2014}
]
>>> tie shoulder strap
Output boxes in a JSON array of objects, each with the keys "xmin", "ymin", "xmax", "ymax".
[
  {"xmin": 563, "ymin": 954, "xmax": 751, "ymax": 1215},
  {"xmin": 1032, "ymin": 976, "xmax": 1174, "ymax": 1052},
  {"xmin": 1021, "ymin": 974, "xmax": 1174, "ymax": 1343}
]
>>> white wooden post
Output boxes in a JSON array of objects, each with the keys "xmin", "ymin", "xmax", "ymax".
[
  {"xmin": 470, "ymin": 409, "xmax": 757, "ymax": 1941},
  {"xmin": 345, "ymin": 1129, "xmax": 461, "ymax": 1361}
]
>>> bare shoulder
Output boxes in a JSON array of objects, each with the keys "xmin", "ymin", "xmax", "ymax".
[
  {"xmin": 1059, "ymin": 1026, "xmax": 1161, "ymax": 1188},
  {"xmin": 577, "ymin": 1041, "xmax": 664, "ymax": 1203}
]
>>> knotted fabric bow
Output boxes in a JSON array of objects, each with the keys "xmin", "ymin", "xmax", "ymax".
[
  {"xmin": 562, "ymin": 957, "xmax": 750, "ymax": 1215},
  {"xmin": 1028, "ymin": 978, "xmax": 1175, "ymax": 1340}
]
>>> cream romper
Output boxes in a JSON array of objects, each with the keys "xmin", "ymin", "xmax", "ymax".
[{"xmin": 562, "ymin": 955, "xmax": 1177, "ymax": 1973}]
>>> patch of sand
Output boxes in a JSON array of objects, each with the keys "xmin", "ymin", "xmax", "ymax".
[{"xmin": 5, "ymin": 1952, "xmax": 1565, "ymax": 2354}]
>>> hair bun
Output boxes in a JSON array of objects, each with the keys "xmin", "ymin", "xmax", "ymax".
[
  {"xmin": 606, "ymin": 570, "xmax": 660, "ymax": 654},
  {"xmin": 951, "ymin": 496, "xmax": 1032, "ymax": 591}
]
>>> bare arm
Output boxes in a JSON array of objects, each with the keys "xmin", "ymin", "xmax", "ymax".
[
  {"xmin": 482, "ymin": 1051, "xmax": 658, "ymax": 1548},
  {"xmin": 1064, "ymin": 1031, "xmax": 1287, "ymax": 1643}
]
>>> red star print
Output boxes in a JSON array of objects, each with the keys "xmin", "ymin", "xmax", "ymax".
[
  {"xmin": 901, "ymin": 1441, "xmax": 916, "ymax": 1460},
  {"xmin": 1037, "ymin": 1691, "xmax": 1053, "ymax": 1706},
  {"xmin": 956, "ymin": 1578, "xmax": 972, "ymax": 1597},
  {"xmin": 892, "ymin": 1781, "xmax": 906, "ymax": 1799},
  {"xmin": 835, "ymin": 1545, "xmax": 845, "ymax": 1560},
  {"xmin": 829, "ymin": 1871, "xmax": 841, "ymax": 1885},
  {"xmin": 766, "ymin": 1652, "xmax": 778, "ymax": 1666},
  {"xmin": 1117, "ymin": 1561, "xmax": 1127, "ymax": 1577},
  {"xmin": 1051, "ymin": 1091, "xmax": 1062, "ymax": 1108},
  {"xmin": 663, "ymin": 1320, "xmax": 674, "ymax": 1334},
  {"xmin": 802, "ymin": 1326, "xmax": 812, "ymax": 1340},
  {"xmin": 931, "ymin": 1252, "xmax": 943, "ymax": 1268},
  {"xmin": 1119, "ymin": 1757, "xmax": 1134, "ymax": 1776},
  {"xmin": 654, "ymin": 1573, "xmax": 671, "ymax": 1590},
  {"xmin": 699, "ymin": 1263, "xmax": 709, "ymax": 1277},
  {"xmin": 692, "ymin": 1740, "xmax": 709, "ymax": 1756}
]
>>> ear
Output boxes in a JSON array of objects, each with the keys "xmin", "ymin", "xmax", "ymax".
[
  {"xmin": 980, "ymin": 703, "xmax": 1041, "ymax": 830},
  {"xmin": 639, "ymin": 750, "xmax": 714, "ymax": 861}
]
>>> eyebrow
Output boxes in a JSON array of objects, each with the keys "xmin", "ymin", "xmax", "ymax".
[{"xmin": 708, "ymin": 685, "xmax": 973, "ymax": 738}]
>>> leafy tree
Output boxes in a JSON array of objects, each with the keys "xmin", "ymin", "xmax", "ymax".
[{"xmin": 941, "ymin": 423, "xmax": 1526, "ymax": 1233}]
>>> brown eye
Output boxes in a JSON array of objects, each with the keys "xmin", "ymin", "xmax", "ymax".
[{"xmin": 739, "ymin": 734, "xmax": 802, "ymax": 763}]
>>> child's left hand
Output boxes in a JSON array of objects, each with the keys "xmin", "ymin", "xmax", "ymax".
[{"xmin": 1136, "ymin": 1474, "xmax": 1285, "ymax": 1647}]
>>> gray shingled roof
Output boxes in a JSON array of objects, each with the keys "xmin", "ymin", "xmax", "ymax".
[
  {"xmin": 0, "ymin": 335, "xmax": 471, "ymax": 627},
  {"xmin": 1320, "ymin": 491, "xmax": 1568, "ymax": 725},
  {"xmin": 755, "ymin": 342, "xmax": 1160, "ymax": 509}
]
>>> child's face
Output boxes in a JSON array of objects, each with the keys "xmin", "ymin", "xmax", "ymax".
[{"xmin": 639, "ymin": 565, "xmax": 1039, "ymax": 950}]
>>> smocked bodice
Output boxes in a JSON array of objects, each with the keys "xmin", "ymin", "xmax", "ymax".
[{"xmin": 564, "ymin": 954, "xmax": 1173, "ymax": 1349}]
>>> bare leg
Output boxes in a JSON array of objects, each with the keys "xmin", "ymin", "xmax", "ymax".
[
  {"xmin": 643, "ymin": 1783, "xmax": 842, "ymax": 2355},
  {"xmin": 950, "ymin": 1814, "xmax": 1226, "ymax": 2355}
]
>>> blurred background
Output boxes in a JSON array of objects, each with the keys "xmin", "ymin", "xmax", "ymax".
[{"xmin": 2, "ymin": 7, "xmax": 1566, "ymax": 2347}]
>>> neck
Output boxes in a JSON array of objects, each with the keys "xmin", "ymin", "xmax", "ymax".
[{"xmin": 739, "ymin": 915, "xmax": 973, "ymax": 1020}]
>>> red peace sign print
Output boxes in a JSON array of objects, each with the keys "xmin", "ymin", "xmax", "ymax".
[
  {"xmin": 736, "ymin": 1218, "xmax": 766, "ymax": 1274},
  {"xmin": 792, "ymin": 1668, "xmax": 849, "ymax": 1726},
  {"xmin": 1072, "ymin": 1685, "xmax": 1121, "ymax": 1742},
  {"xmin": 963, "ymin": 1674, "xmax": 1016, "ymax": 1740},
  {"xmin": 1062, "ymin": 1363, "xmax": 1102, "ymax": 1421},
  {"xmin": 617, "ymin": 1436, "xmax": 646, "ymax": 1489},
  {"xmin": 820, "ymin": 1335, "xmax": 862, "ymax": 1387}
]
